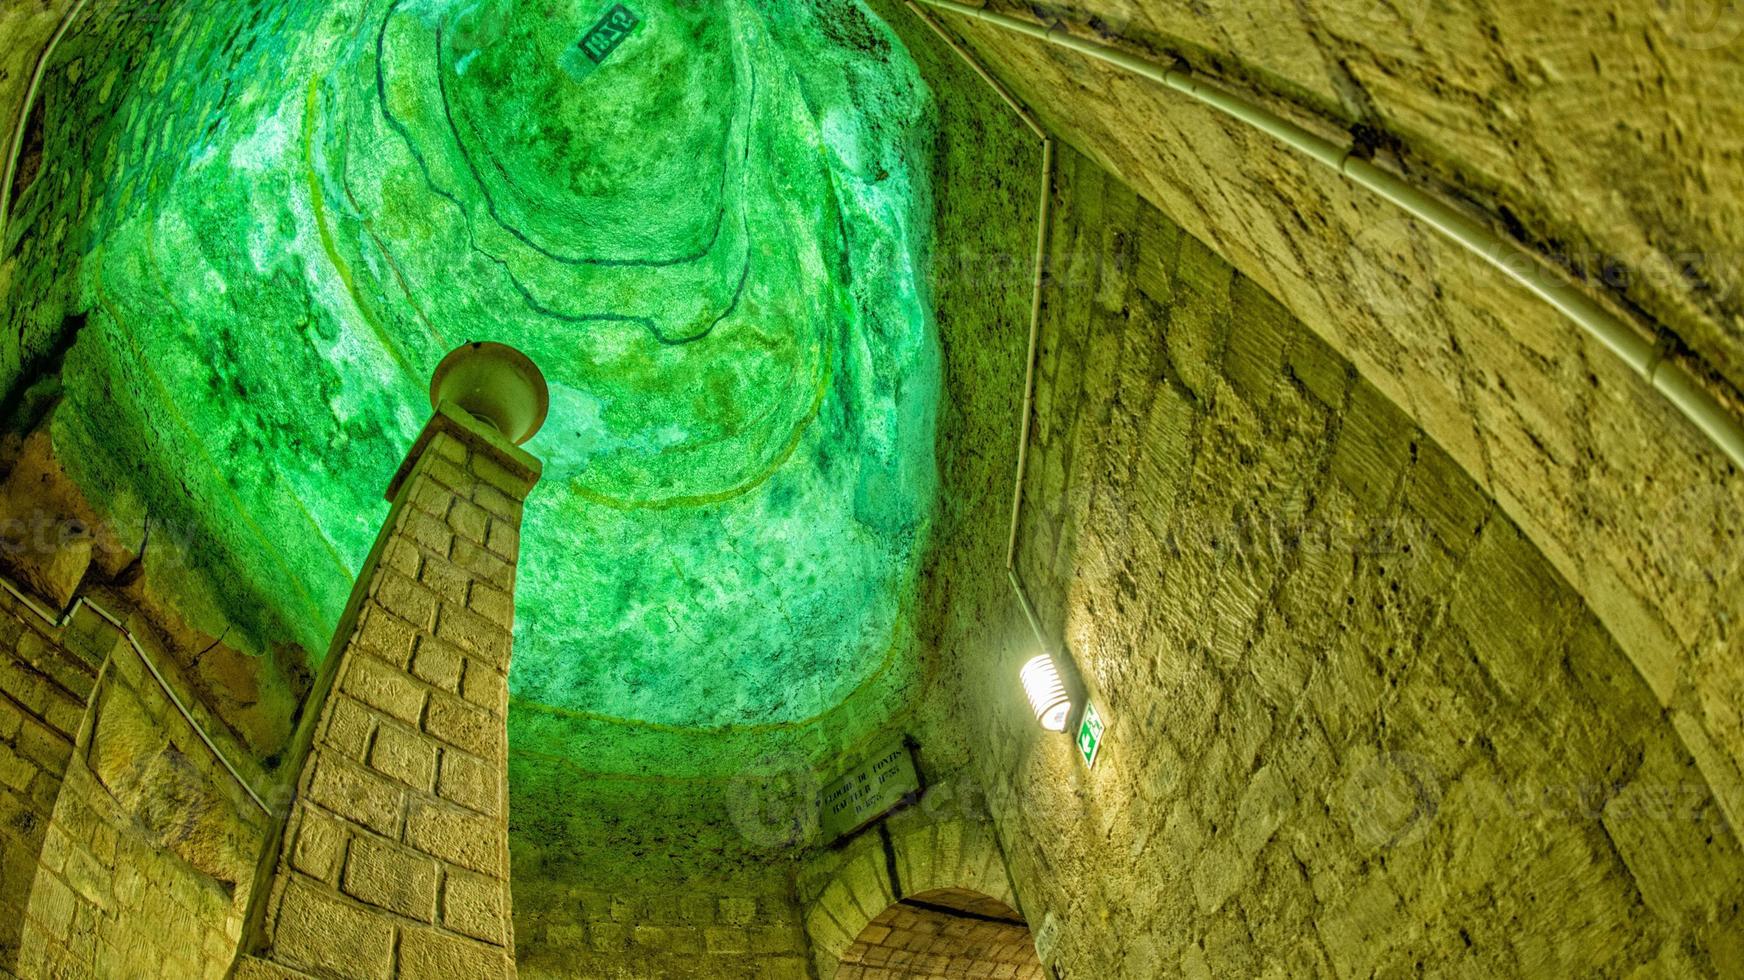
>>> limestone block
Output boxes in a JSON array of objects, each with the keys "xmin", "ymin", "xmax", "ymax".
[
  {"xmin": 272, "ymin": 878, "xmax": 394, "ymax": 980},
  {"xmin": 703, "ymin": 926, "xmax": 750, "ymax": 954},
  {"xmin": 1329, "ymin": 381, "xmax": 1413, "ymax": 507},
  {"xmin": 409, "ymin": 637, "xmax": 463, "ymax": 693},
  {"xmin": 342, "ymin": 656, "xmax": 427, "ymax": 727},
  {"xmin": 424, "ymin": 690, "xmax": 499, "ymax": 760},
  {"xmin": 415, "ymin": 560, "xmax": 469, "ymax": 610},
  {"xmin": 399, "ymin": 512, "xmax": 453, "ymax": 560},
  {"xmin": 308, "ymin": 758, "xmax": 404, "ymax": 839},
  {"xmin": 1225, "ymin": 276, "xmax": 1292, "ymax": 406},
  {"xmin": 342, "ymin": 833, "xmax": 439, "ymax": 922},
  {"xmin": 718, "ymin": 896, "xmax": 757, "ymax": 927},
  {"xmin": 405, "ymin": 799, "xmax": 500, "ymax": 876},
  {"xmin": 290, "ymin": 809, "xmax": 347, "ymax": 886},
  {"xmin": 233, "ymin": 953, "xmax": 321, "ymax": 979},
  {"xmin": 471, "ymin": 486, "xmax": 522, "ymax": 524},
  {"xmin": 467, "ymin": 583, "xmax": 513, "ymax": 632},
  {"xmin": 380, "ymin": 539, "xmax": 424, "ymax": 582},
  {"xmin": 354, "ymin": 610, "xmax": 418, "ymax": 669},
  {"xmin": 371, "ymin": 570, "xmax": 437, "ymax": 633},
  {"xmin": 1286, "ymin": 328, "xmax": 1351, "ymax": 408},
  {"xmin": 449, "ymin": 538, "xmax": 512, "ymax": 592},
  {"xmin": 368, "ymin": 722, "xmax": 438, "ymax": 793},
  {"xmin": 443, "ymin": 869, "xmax": 506, "ymax": 944},
  {"xmin": 459, "ymin": 661, "xmax": 506, "ymax": 713},
  {"xmin": 435, "ymin": 749, "xmax": 497, "ymax": 817},
  {"xmin": 323, "ymin": 695, "xmax": 376, "ymax": 763},
  {"xmin": 1402, "ymin": 439, "xmax": 1491, "ymax": 554},
  {"xmin": 432, "ymin": 603, "xmax": 509, "ymax": 672},
  {"xmin": 468, "ymin": 454, "xmax": 533, "ymax": 501},
  {"xmin": 446, "ymin": 499, "xmax": 488, "ymax": 546},
  {"xmin": 1450, "ymin": 519, "xmax": 1572, "ymax": 701}
]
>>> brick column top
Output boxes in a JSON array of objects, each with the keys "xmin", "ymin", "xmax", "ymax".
[
  {"xmin": 385, "ymin": 401, "xmax": 541, "ymax": 505},
  {"xmin": 232, "ymin": 403, "xmax": 540, "ymax": 980}
]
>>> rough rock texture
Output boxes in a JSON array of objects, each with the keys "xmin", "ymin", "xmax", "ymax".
[
  {"xmin": 503, "ymin": 4, "xmax": 1041, "ymax": 973},
  {"xmin": 966, "ymin": 146, "xmax": 1744, "ymax": 976},
  {"xmin": 928, "ymin": 1, "xmax": 1744, "ymax": 842},
  {"xmin": 512, "ymin": 877, "xmax": 811, "ymax": 980},
  {"xmin": 0, "ymin": 0, "xmax": 77, "ymax": 261},
  {"xmin": 970, "ymin": 0, "xmax": 1744, "ymax": 393},
  {"xmin": 507, "ymin": 764, "xmax": 814, "ymax": 980},
  {"xmin": 861, "ymin": 0, "xmax": 1040, "ymax": 800},
  {"xmin": 0, "ymin": 417, "xmax": 306, "ymax": 764},
  {"xmin": 19, "ymin": 615, "xmax": 267, "ymax": 979}
]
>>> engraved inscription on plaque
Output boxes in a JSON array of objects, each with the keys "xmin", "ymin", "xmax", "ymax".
[{"xmin": 820, "ymin": 739, "xmax": 921, "ymax": 842}]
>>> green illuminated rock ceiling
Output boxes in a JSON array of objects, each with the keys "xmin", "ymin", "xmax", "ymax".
[{"xmin": 47, "ymin": 0, "xmax": 938, "ymax": 763}]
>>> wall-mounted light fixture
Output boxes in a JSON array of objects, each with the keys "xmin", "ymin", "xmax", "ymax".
[{"xmin": 1020, "ymin": 653, "xmax": 1072, "ymax": 732}]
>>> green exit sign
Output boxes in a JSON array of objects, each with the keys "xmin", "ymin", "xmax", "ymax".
[
  {"xmin": 579, "ymin": 4, "xmax": 641, "ymax": 65},
  {"xmin": 1077, "ymin": 701, "xmax": 1105, "ymax": 768}
]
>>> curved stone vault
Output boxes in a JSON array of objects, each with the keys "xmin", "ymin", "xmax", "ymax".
[{"xmin": 35, "ymin": 0, "xmax": 940, "ymax": 773}]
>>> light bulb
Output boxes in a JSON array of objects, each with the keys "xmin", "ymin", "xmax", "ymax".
[{"xmin": 1020, "ymin": 654, "xmax": 1072, "ymax": 733}]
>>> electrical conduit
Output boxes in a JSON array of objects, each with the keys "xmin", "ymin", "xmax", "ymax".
[{"xmin": 915, "ymin": 0, "xmax": 1744, "ymax": 470}]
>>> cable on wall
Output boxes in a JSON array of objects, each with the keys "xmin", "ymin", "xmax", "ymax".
[
  {"xmin": 0, "ymin": 0, "xmax": 91, "ymax": 238},
  {"xmin": 900, "ymin": 0, "xmax": 1056, "ymax": 598},
  {"xmin": 0, "ymin": 576, "xmax": 272, "ymax": 814},
  {"xmin": 914, "ymin": 0, "xmax": 1744, "ymax": 471}
]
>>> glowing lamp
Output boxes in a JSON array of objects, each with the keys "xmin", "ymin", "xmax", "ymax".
[{"xmin": 1020, "ymin": 654, "xmax": 1072, "ymax": 732}]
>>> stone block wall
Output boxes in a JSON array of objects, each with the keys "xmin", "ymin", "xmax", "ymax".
[
  {"xmin": 18, "ymin": 626, "xmax": 267, "ymax": 979},
  {"xmin": 968, "ymin": 147, "xmax": 1744, "ymax": 976},
  {"xmin": 938, "ymin": 3, "xmax": 1744, "ymax": 841},
  {"xmin": 506, "ymin": 758, "xmax": 819, "ymax": 980},
  {"xmin": 0, "ymin": 0, "xmax": 78, "ymax": 294},
  {"xmin": 235, "ymin": 414, "xmax": 533, "ymax": 980},
  {"xmin": 0, "ymin": 593, "xmax": 99, "ymax": 971},
  {"xmin": 512, "ymin": 881, "xmax": 812, "ymax": 980}
]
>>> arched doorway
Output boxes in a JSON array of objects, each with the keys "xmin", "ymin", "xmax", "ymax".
[{"xmin": 837, "ymin": 888, "xmax": 1045, "ymax": 978}]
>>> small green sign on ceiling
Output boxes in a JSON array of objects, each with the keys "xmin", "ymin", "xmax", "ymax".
[
  {"xmin": 1078, "ymin": 701, "xmax": 1105, "ymax": 769},
  {"xmin": 579, "ymin": 4, "xmax": 641, "ymax": 65}
]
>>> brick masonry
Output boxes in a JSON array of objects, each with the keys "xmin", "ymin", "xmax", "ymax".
[
  {"xmin": 512, "ymin": 882, "xmax": 813, "ymax": 980},
  {"xmin": 17, "ymin": 628, "xmax": 268, "ymax": 979},
  {"xmin": 963, "ymin": 145, "xmax": 1744, "ymax": 976},
  {"xmin": 800, "ymin": 812, "xmax": 1029, "ymax": 980},
  {"xmin": 234, "ymin": 407, "xmax": 539, "ymax": 980},
  {"xmin": 837, "ymin": 889, "xmax": 1042, "ymax": 980},
  {"xmin": 0, "ymin": 594, "xmax": 102, "ymax": 972}
]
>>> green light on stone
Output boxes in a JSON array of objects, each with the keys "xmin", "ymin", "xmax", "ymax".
[{"xmin": 47, "ymin": 0, "xmax": 939, "ymax": 771}]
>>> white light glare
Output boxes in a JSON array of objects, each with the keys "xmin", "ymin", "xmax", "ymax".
[{"xmin": 1020, "ymin": 654, "xmax": 1072, "ymax": 732}]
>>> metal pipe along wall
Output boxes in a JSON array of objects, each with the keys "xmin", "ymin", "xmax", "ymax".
[{"xmin": 915, "ymin": 0, "xmax": 1744, "ymax": 471}]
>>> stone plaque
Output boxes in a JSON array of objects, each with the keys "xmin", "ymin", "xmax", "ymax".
[{"xmin": 820, "ymin": 739, "xmax": 920, "ymax": 842}]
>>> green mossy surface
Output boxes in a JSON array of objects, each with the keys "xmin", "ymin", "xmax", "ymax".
[{"xmin": 39, "ymin": 0, "xmax": 938, "ymax": 767}]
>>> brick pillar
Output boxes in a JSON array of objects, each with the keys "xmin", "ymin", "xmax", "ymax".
[{"xmin": 232, "ymin": 403, "xmax": 540, "ymax": 980}]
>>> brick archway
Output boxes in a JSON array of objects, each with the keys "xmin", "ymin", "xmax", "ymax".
[
  {"xmin": 802, "ymin": 817, "xmax": 1030, "ymax": 978},
  {"xmin": 838, "ymin": 888, "xmax": 1044, "ymax": 979}
]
